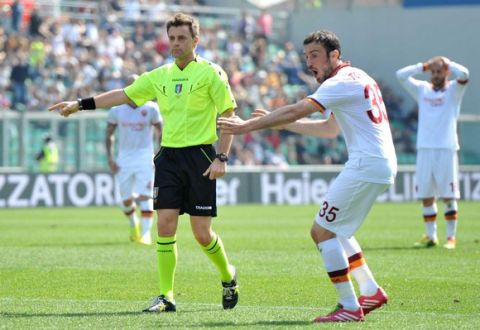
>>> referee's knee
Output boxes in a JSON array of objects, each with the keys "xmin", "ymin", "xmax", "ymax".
[{"xmin": 193, "ymin": 230, "xmax": 214, "ymax": 246}]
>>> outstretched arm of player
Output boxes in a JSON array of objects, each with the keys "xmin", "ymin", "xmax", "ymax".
[
  {"xmin": 48, "ymin": 89, "xmax": 131, "ymax": 118},
  {"xmin": 252, "ymin": 109, "xmax": 340, "ymax": 138},
  {"xmin": 217, "ymin": 99, "xmax": 318, "ymax": 135},
  {"xmin": 284, "ymin": 114, "xmax": 340, "ymax": 138}
]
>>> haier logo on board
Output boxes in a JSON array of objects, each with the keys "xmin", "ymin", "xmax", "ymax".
[
  {"xmin": 261, "ymin": 172, "xmax": 331, "ymax": 204},
  {"xmin": 256, "ymin": 172, "xmax": 480, "ymax": 205}
]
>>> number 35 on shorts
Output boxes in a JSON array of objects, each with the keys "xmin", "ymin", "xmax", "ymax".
[{"xmin": 318, "ymin": 201, "xmax": 340, "ymax": 222}]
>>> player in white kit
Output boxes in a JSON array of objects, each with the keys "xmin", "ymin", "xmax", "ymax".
[
  {"xmin": 396, "ymin": 57, "xmax": 469, "ymax": 249},
  {"xmin": 106, "ymin": 75, "xmax": 162, "ymax": 245},
  {"xmin": 218, "ymin": 30, "xmax": 397, "ymax": 322}
]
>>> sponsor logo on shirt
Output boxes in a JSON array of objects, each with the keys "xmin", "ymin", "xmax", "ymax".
[
  {"xmin": 423, "ymin": 96, "xmax": 444, "ymax": 107},
  {"xmin": 121, "ymin": 121, "xmax": 146, "ymax": 131}
]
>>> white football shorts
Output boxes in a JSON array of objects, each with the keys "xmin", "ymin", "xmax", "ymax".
[
  {"xmin": 115, "ymin": 163, "xmax": 154, "ymax": 201},
  {"xmin": 315, "ymin": 169, "xmax": 390, "ymax": 238},
  {"xmin": 415, "ymin": 149, "xmax": 460, "ymax": 199}
]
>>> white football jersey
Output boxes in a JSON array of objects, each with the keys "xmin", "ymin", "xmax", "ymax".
[
  {"xmin": 107, "ymin": 101, "xmax": 161, "ymax": 167},
  {"xmin": 396, "ymin": 62, "xmax": 469, "ymax": 151},
  {"xmin": 308, "ymin": 64, "xmax": 397, "ymax": 184}
]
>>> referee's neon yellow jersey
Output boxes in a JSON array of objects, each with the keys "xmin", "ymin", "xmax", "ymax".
[{"xmin": 124, "ymin": 56, "xmax": 237, "ymax": 148}]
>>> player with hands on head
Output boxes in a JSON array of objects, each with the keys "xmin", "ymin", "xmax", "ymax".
[
  {"xmin": 105, "ymin": 74, "xmax": 162, "ymax": 245},
  {"xmin": 396, "ymin": 56, "xmax": 469, "ymax": 249},
  {"xmin": 219, "ymin": 30, "xmax": 397, "ymax": 323},
  {"xmin": 49, "ymin": 12, "xmax": 239, "ymax": 313}
]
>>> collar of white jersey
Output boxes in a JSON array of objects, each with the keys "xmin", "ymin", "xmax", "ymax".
[
  {"xmin": 328, "ymin": 61, "xmax": 351, "ymax": 79},
  {"xmin": 431, "ymin": 81, "xmax": 448, "ymax": 92}
]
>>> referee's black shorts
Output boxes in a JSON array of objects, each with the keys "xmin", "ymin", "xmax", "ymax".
[{"xmin": 153, "ymin": 144, "xmax": 217, "ymax": 217}]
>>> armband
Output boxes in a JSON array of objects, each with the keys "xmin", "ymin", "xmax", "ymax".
[{"xmin": 77, "ymin": 97, "xmax": 96, "ymax": 111}]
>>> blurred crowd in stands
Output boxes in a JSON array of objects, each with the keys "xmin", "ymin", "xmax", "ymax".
[{"xmin": 1, "ymin": 0, "xmax": 417, "ymax": 166}]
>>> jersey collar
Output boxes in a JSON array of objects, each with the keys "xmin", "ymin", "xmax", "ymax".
[
  {"xmin": 328, "ymin": 61, "xmax": 351, "ymax": 79},
  {"xmin": 175, "ymin": 56, "xmax": 198, "ymax": 71},
  {"xmin": 431, "ymin": 81, "xmax": 448, "ymax": 92}
]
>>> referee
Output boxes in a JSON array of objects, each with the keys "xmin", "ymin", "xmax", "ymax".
[{"xmin": 48, "ymin": 13, "xmax": 238, "ymax": 313}]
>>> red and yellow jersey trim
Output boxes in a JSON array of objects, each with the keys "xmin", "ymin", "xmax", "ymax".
[{"xmin": 306, "ymin": 97, "xmax": 325, "ymax": 113}]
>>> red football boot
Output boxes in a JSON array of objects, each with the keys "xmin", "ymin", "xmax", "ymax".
[
  {"xmin": 358, "ymin": 287, "xmax": 388, "ymax": 315},
  {"xmin": 313, "ymin": 304, "xmax": 364, "ymax": 323}
]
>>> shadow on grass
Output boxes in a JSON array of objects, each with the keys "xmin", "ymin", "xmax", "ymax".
[
  {"xmin": 363, "ymin": 246, "xmax": 422, "ymax": 251},
  {"xmin": 1, "ymin": 311, "xmax": 140, "ymax": 318},
  {"xmin": 2, "ymin": 312, "xmax": 313, "ymax": 327},
  {"xmin": 1, "ymin": 306, "xmax": 221, "ymax": 319},
  {"xmin": 2, "ymin": 241, "xmax": 129, "ymax": 248},
  {"xmin": 199, "ymin": 320, "xmax": 312, "ymax": 327}
]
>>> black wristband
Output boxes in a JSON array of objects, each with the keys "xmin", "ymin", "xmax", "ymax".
[{"xmin": 78, "ymin": 97, "xmax": 96, "ymax": 111}]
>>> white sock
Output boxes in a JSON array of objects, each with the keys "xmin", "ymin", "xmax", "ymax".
[
  {"xmin": 444, "ymin": 200, "xmax": 458, "ymax": 239},
  {"xmin": 445, "ymin": 220, "xmax": 457, "ymax": 240},
  {"xmin": 122, "ymin": 204, "xmax": 138, "ymax": 227},
  {"xmin": 423, "ymin": 204, "xmax": 437, "ymax": 240},
  {"xmin": 140, "ymin": 200, "xmax": 154, "ymax": 237},
  {"xmin": 141, "ymin": 215, "xmax": 153, "ymax": 237},
  {"xmin": 338, "ymin": 236, "xmax": 379, "ymax": 296},
  {"xmin": 318, "ymin": 238, "xmax": 359, "ymax": 311}
]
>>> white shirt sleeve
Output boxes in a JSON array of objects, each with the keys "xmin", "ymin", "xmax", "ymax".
[
  {"xmin": 396, "ymin": 63, "xmax": 425, "ymax": 100},
  {"xmin": 310, "ymin": 79, "xmax": 353, "ymax": 110},
  {"xmin": 449, "ymin": 61, "xmax": 469, "ymax": 83}
]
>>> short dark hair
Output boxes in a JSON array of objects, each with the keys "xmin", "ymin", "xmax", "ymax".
[
  {"xmin": 303, "ymin": 30, "xmax": 341, "ymax": 56},
  {"xmin": 166, "ymin": 13, "xmax": 200, "ymax": 39}
]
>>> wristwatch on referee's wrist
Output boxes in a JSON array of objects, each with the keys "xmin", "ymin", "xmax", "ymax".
[{"xmin": 215, "ymin": 153, "xmax": 229, "ymax": 162}]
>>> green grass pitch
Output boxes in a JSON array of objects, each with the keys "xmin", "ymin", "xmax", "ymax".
[{"xmin": 1, "ymin": 202, "xmax": 479, "ymax": 329}]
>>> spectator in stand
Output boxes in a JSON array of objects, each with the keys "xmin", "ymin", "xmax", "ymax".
[
  {"xmin": 28, "ymin": 8, "xmax": 44, "ymax": 37},
  {"xmin": 123, "ymin": 0, "xmax": 141, "ymax": 22},
  {"xmin": 279, "ymin": 41, "xmax": 304, "ymax": 85},
  {"xmin": 256, "ymin": 9, "xmax": 273, "ymax": 39},
  {"xmin": 10, "ymin": 51, "xmax": 31, "ymax": 110},
  {"xmin": 236, "ymin": 11, "xmax": 255, "ymax": 42},
  {"xmin": 28, "ymin": 36, "xmax": 45, "ymax": 80},
  {"xmin": 250, "ymin": 37, "xmax": 268, "ymax": 68},
  {"xmin": 11, "ymin": 0, "xmax": 24, "ymax": 33}
]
